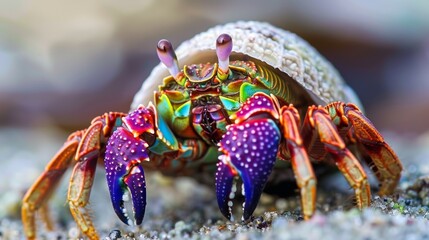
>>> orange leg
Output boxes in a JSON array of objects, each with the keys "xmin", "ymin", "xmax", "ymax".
[
  {"xmin": 67, "ymin": 121, "xmax": 105, "ymax": 240},
  {"xmin": 279, "ymin": 105, "xmax": 317, "ymax": 219},
  {"xmin": 21, "ymin": 112, "xmax": 126, "ymax": 240},
  {"xmin": 21, "ymin": 131, "xmax": 81, "ymax": 240},
  {"xmin": 327, "ymin": 102, "xmax": 403, "ymax": 195},
  {"xmin": 303, "ymin": 106, "xmax": 371, "ymax": 209}
]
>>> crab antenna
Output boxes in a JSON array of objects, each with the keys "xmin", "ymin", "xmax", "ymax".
[
  {"xmin": 157, "ymin": 39, "xmax": 180, "ymax": 79},
  {"xmin": 216, "ymin": 34, "xmax": 233, "ymax": 75}
]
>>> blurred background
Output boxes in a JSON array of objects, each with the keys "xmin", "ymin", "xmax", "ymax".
[
  {"xmin": 1, "ymin": 0, "xmax": 428, "ymax": 132},
  {"xmin": 1, "ymin": 0, "xmax": 429, "ymax": 231}
]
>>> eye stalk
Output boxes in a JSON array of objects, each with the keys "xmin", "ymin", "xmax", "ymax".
[
  {"xmin": 157, "ymin": 34, "xmax": 233, "ymax": 82},
  {"xmin": 216, "ymin": 33, "xmax": 233, "ymax": 79},
  {"xmin": 157, "ymin": 39, "xmax": 180, "ymax": 80}
]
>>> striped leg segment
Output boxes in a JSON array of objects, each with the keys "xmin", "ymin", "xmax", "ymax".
[
  {"xmin": 327, "ymin": 103, "xmax": 403, "ymax": 195},
  {"xmin": 21, "ymin": 112, "xmax": 126, "ymax": 240},
  {"xmin": 67, "ymin": 121, "xmax": 104, "ymax": 240},
  {"xmin": 279, "ymin": 105, "xmax": 317, "ymax": 219},
  {"xmin": 302, "ymin": 106, "xmax": 371, "ymax": 209},
  {"xmin": 22, "ymin": 133, "xmax": 80, "ymax": 239}
]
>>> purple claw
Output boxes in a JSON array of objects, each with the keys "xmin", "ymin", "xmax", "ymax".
[
  {"xmin": 123, "ymin": 164, "xmax": 146, "ymax": 225},
  {"xmin": 105, "ymin": 127, "xmax": 149, "ymax": 225},
  {"xmin": 217, "ymin": 118, "xmax": 280, "ymax": 220},
  {"xmin": 123, "ymin": 106, "xmax": 155, "ymax": 136}
]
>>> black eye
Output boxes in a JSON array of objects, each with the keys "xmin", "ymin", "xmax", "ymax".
[{"xmin": 216, "ymin": 33, "xmax": 232, "ymax": 47}]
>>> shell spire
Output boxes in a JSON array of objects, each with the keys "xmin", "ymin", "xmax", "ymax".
[
  {"xmin": 157, "ymin": 39, "xmax": 180, "ymax": 80},
  {"xmin": 216, "ymin": 34, "xmax": 233, "ymax": 77}
]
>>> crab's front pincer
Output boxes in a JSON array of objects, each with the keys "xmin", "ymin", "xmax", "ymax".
[
  {"xmin": 104, "ymin": 106, "xmax": 155, "ymax": 225},
  {"xmin": 216, "ymin": 116, "xmax": 280, "ymax": 220}
]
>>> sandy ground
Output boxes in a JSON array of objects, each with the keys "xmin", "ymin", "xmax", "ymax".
[{"xmin": 1, "ymin": 128, "xmax": 429, "ymax": 239}]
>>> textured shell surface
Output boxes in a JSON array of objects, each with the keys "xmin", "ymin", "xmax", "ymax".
[{"xmin": 131, "ymin": 21, "xmax": 362, "ymax": 110}]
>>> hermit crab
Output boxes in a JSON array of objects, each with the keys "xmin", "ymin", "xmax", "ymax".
[{"xmin": 22, "ymin": 21, "xmax": 403, "ymax": 239}]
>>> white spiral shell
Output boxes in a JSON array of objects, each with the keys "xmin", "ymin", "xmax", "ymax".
[{"xmin": 131, "ymin": 21, "xmax": 361, "ymax": 110}]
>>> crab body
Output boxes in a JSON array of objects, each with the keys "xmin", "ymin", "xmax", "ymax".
[
  {"xmin": 147, "ymin": 59, "xmax": 309, "ymax": 173},
  {"xmin": 22, "ymin": 21, "xmax": 403, "ymax": 240}
]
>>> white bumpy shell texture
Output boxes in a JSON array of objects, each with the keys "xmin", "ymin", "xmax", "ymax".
[{"xmin": 131, "ymin": 21, "xmax": 362, "ymax": 110}]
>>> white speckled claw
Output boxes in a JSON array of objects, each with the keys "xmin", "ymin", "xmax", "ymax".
[
  {"xmin": 104, "ymin": 127, "xmax": 149, "ymax": 225},
  {"xmin": 216, "ymin": 118, "xmax": 281, "ymax": 220}
]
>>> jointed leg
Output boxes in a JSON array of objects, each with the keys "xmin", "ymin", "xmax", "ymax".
[
  {"xmin": 303, "ymin": 106, "xmax": 371, "ymax": 209},
  {"xmin": 68, "ymin": 158, "xmax": 98, "ymax": 239},
  {"xmin": 22, "ymin": 112, "xmax": 126, "ymax": 240},
  {"xmin": 327, "ymin": 102, "xmax": 403, "ymax": 195},
  {"xmin": 22, "ymin": 131, "xmax": 81, "ymax": 239},
  {"xmin": 279, "ymin": 105, "xmax": 316, "ymax": 219},
  {"xmin": 67, "ymin": 122, "xmax": 104, "ymax": 240}
]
